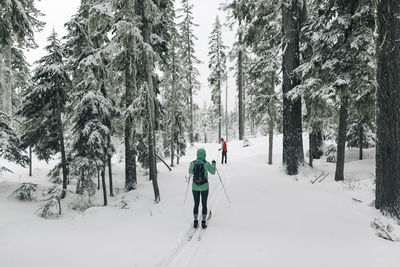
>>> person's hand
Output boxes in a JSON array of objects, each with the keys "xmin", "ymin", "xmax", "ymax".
[{"xmin": 212, "ymin": 160, "xmax": 216, "ymax": 165}]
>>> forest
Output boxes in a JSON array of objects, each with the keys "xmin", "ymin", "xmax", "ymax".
[{"xmin": 1, "ymin": 0, "xmax": 400, "ymax": 260}]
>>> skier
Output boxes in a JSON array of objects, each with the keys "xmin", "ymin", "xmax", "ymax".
[
  {"xmin": 219, "ymin": 137, "xmax": 228, "ymax": 164},
  {"xmin": 189, "ymin": 148, "xmax": 216, "ymax": 229}
]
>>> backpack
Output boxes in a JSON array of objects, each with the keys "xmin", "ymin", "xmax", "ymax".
[{"xmin": 193, "ymin": 160, "xmax": 207, "ymax": 185}]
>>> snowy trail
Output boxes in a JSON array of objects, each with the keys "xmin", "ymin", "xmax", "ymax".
[
  {"xmin": 162, "ymin": 138, "xmax": 400, "ymax": 267},
  {"xmin": 1, "ymin": 136, "xmax": 400, "ymax": 267}
]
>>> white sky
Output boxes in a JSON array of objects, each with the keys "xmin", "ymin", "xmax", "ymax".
[{"xmin": 25, "ymin": 0, "xmax": 237, "ymax": 112}]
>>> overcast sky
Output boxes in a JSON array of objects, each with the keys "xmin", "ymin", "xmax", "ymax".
[{"xmin": 25, "ymin": 0, "xmax": 237, "ymax": 112}]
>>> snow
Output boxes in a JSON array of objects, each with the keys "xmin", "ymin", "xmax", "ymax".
[{"xmin": 0, "ymin": 135, "xmax": 399, "ymax": 267}]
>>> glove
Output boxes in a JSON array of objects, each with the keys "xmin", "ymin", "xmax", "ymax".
[
  {"xmin": 212, "ymin": 160, "xmax": 216, "ymax": 165},
  {"xmin": 218, "ymin": 149, "xmax": 221, "ymax": 151}
]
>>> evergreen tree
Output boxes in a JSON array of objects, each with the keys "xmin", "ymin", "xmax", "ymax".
[
  {"xmin": 178, "ymin": 0, "xmax": 200, "ymax": 144},
  {"xmin": 296, "ymin": 0, "xmax": 375, "ymax": 176},
  {"xmin": 65, "ymin": 0, "xmax": 116, "ymax": 205},
  {"xmin": 223, "ymin": 0, "xmax": 249, "ymax": 141},
  {"xmin": 244, "ymin": 0, "xmax": 280, "ymax": 164},
  {"xmin": 375, "ymin": 0, "xmax": 400, "ymax": 218},
  {"xmin": 0, "ymin": 0, "xmax": 43, "ymax": 116},
  {"xmin": 17, "ymin": 30, "xmax": 70, "ymax": 198},
  {"xmin": 208, "ymin": 15, "xmax": 227, "ymax": 141},
  {"xmin": 161, "ymin": 3, "xmax": 188, "ymax": 167}
]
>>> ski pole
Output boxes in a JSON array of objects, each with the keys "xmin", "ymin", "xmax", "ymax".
[
  {"xmin": 184, "ymin": 175, "xmax": 192, "ymax": 204},
  {"xmin": 216, "ymin": 167, "xmax": 231, "ymax": 204}
]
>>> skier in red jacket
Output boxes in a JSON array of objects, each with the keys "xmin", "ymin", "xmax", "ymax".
[{"xmin": 219, "ymin": 138, "xmax": 228, "ymax": 164}]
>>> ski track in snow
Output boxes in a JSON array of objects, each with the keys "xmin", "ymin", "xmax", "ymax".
[
  {"xmin": 1, "ymin": 136, "xmax": 400, "ymax": 267},
  {"xmin": 159, "ymin": 165, "xmax": 228, "ymax": 267}
]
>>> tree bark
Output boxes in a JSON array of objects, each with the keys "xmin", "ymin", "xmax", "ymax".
[
  {"xmin": 101, "ymin": 168, "xmax": 107, "ymax": 206},
  {"xmin": 268, "ymin": 118, "xmax": 274, "ymax": 165},
  {"xmin": 29, "ymin": 146, "xmax": 32, "ymax": 176},
  {"xmin": 142, "ymin": 3, "xmax": 160, "ymax": 202},
  {"xmin": 108, "ymin": 155, "xmax": 113, "ymax": 197},
  {"xmin": 124, "ymin": 50, "xmax": 137, "ymax": 191},
  {"xmin": 334, "ymin": 95, "xmax": 348, "ymax": 181},
  {"xmin": 375, "ymin": 0, "xmax": 400, "ymax": 216},
  {"xmin": 282, "ymin": 0, "xmax": 303, "ymax": 175},
  {"xmin": 238, "ymin": 18, "xmax": 245, "ymax": 140},
  {"xmin": 359, "ymin": 122, "xmax": 363, "ymax": 160},
  {"xmin": 218, "ymin": 79, "xmax": 222, "ymax": 141},
  {"xmin": 225, "ymin": 76, "xmax": 229, "ymax": 141},
  {"xmin": 57, "ymin": 97, "xmax": 68, "ymax": 199},
  {"xmin": 309, "ymin": 133, "xmax": 313, "ymax": 167}
]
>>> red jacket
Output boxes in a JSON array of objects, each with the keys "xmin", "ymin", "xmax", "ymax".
[{"xmin": 221, "ymin": 141, "xmax": 227, "ymax": 152}]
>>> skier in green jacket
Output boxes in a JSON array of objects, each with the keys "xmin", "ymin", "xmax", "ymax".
[{"xmin": 188, "ymin": 148, "xmax": 216, "ymax": 229}]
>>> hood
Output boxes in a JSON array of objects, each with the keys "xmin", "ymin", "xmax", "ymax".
[{"xmin": 196, "ymin": 148, "xmax": 206, "ymax": 161}]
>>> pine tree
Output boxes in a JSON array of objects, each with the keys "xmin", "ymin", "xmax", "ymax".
[
  {"xmin": 0, "ymin": 111, "xmax": 28, "ymax": 171},
  {"xmin": 282, "ymin": 0, "xmax": 304, "ymax": 175},
  {"xmin": 297, "ymin": 0, "xmax": 375, "ymax": 177},
  {"xmin": 244, "ymin": 0, "xmax": 280, "ymax": 165},
  {"xmin": 161, "ymin": 3, "xmax": 188, "ymax": 167},
  {"xmin": 178, "ymin": 0, "xmax": 200, "ymax": 144},
  {"xmin": 65, "ymin": 0, "xmax": 116, "ymax": 205},
  {"xmin": 0, "ymin": 0, "xmax": 44, "ymax": 116},
  {"xmin": 223, "ymin": 0, "xmax": 249, "ymax": 141},
  {"xmin": 375, "ymin": 0, "xmax": 400, "ymax": 218},
  {"xmin": 109, "ymin": 0, "xmax": 141, "ymax": 191},
  {"xmin": 18, "ymin": 30, "xmax": 70, "ymax": 198},
  {"xmin": 208, "ymin": 15, "xmax": 227, "ymax": 141}
]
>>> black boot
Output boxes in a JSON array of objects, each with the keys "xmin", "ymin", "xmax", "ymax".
[
  {"xmin": 201, "ymin": 220, "xmax": 207, "ymax": 229},
  {"xmin": 193, "ymin": 220, "xmax": 198, "ymax": 229}
]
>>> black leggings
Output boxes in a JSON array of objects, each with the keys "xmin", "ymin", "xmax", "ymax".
[
  {"xmin": 193, "ymin": 189, "xmax": 209, "ymax": 219},
  {"xmin": 222, "ymin": 151, "xmax": 227, "ymax": 163}
]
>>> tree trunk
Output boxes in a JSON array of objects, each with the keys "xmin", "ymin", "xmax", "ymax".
[
  {"xmin": 282, "ymin": 0, "xmax": 303, "ymax": 175},
  {"xmin": 218, "ymin": 80, "xmax": 222, "ymax": 141},
  {"xmin": 101, "ymin": 167, "xmax": 107, "ymax": 206},
  {"xmin": 309, "ymin": 133, "xmax": 313, "ymax": 167},
  {"xmin": 170, "ymin": 136, "xmax": 175, "ymax": 167},
  {"xmin": 225, "ymin": 76, "xmax": 229, "ymax": 141},
  {"xmin": 57, "ymin": 99, "xmax": 68, "ymax": 199},
  {"xmin": 176, "ymin": 147, "xmax": 180, "ymax": 165},
  {"xmin": 97, "ymin": 169, "xmax": 100, "ymax": 190},
  {"xmin": 334, "ymin": 95, "xmax": 348, "ymax": 181},
  {"xmin": 359, "ymin": 122, "xmax": 363, "ymax": 160},
  {"xmin": 124, "ymin": 51, "xmax": 137, "ymax": 191},
  {"xmin": 375, "ymin": 0, "xmax": 400, "ymax": 217},
  {"xmin": 268, "ymin": 118, "xmax": 274, "ymax": 165},
  {"xmin": 268, "ymin": 72, "xmax": 276, "ymax": 165},
  {"xmin": 142, "ymin": 4, "xmax": 160, "ymax": 202},
  {"xmin": 108, "ymin": 155, "xmax": 113, "ymax": 197},
  {"xmin": 238, "ymin": 18, "xmax": 245, "ymax": 140},
  {"xmin": 29, "ymin": 146, "xmax": 32, "ymax": 176}
]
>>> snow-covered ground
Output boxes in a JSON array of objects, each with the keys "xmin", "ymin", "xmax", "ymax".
[{"xmin": 0, "ymin": 135, "xmax": 399, "ymax": 267}]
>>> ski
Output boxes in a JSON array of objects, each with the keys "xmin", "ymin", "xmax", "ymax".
[
  {"xmin": 197, "ymin": 228, "xmax": 206, "ymax": 241},
  {"xmin": 187, "ymin": 227, "xmax": 198, "ymax": 241},
  {"xmin": 197, "ymin": 210, "xmax": 212, "ymax": 241}
]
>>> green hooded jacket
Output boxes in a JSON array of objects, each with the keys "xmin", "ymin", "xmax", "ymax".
[{"xmin": 189, "ymin": 148, "xmax": 216, "ymax": 191}]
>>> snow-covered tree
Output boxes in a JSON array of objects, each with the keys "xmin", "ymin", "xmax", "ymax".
[
  {"xmin": 208, "ymin": 15, "xmax": 227, "ymax": 141},
  {"xmin": 178, "ymin": 0, "xmax": 201, "ymax": 144},
  {"xmin": 65, "ymin": 0, "xmax": 116, "ymax": 205},
  {"xmin": 161, "ymin": 2, "xmax": 188, "ymax": 167},
  {"xmin": 17, "ymin": 30, "xmax": 70, "ymax": 198},
  {"xmin": 223, "ymin": 0, "xmax": 249, "ymax": 141},
  {"xmin": 244, "ymin": 0, "xmax": 280, "ymax": 165},
  {"xmin": 0, "ymin": 0, "xmax": 43, "ymax": 116},
  {"xmin": 295, "ymin": 0, "xmax": 375, "ymax": 177}
]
